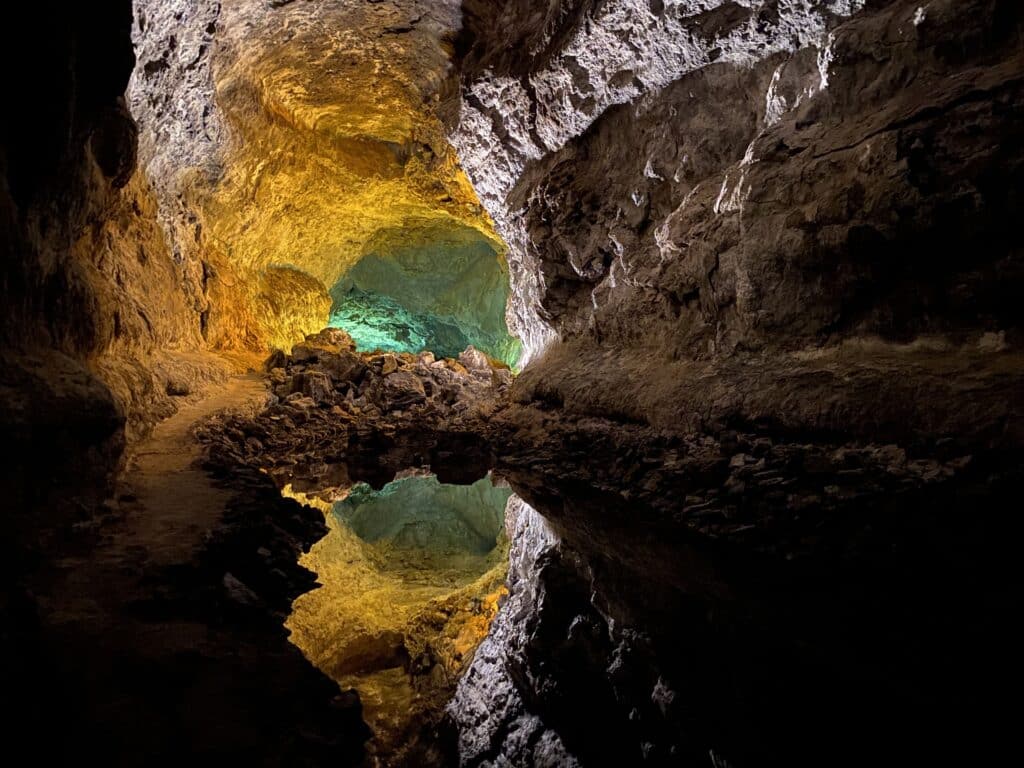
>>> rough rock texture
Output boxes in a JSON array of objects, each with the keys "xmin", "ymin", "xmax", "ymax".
[
  {"xmin": 440, "ymin": 0, "xmax": 1024, "ymax": 765},
  {"xmin": 0, "ymin": 1, "xmax": 229, "ymax": 517},
  {"xmin": 129, "ymin": 0, "xmax": 514, "ymax": 355},
  {"xmin": 127, "ymin": 0, "xmax": 223, "ymax": 327},
  {"xmin": 2, "ymin": 5, "xmax": 373, "ymax": 763},
  {"xmin": 5, "ymin": 1, "xmax": 1024, "ymax": 765},
  {"xmin": 196, "ymin": 327, "xmax": 513, "ymax": 495},
  {"xmin": 448, "ymin": 0, "xmax": 870, "ymax": 362},
  {"xmin": 448, "ymin": 498, "xmax": 580, "ymax": 768},
  {"xmin": 451, "ymin": 0, "xmax": 1023, "ymax": 396},
  {"xmin": 333, "ymin": 224, "xmax": 519, "ymax": 364}
]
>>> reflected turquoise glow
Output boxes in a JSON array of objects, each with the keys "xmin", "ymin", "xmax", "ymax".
[{"xmin": 335, "ymin": 474, "xmax": 512, "ymax": 557}]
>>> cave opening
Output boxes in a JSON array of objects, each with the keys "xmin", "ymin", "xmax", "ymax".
[
  {"xmin": 127, "ymin": 0, "xmax": 515, "ymax": 366},
  {"xmin": 328, "ymin": 225, "xmax": 520, "ymax": 367}
]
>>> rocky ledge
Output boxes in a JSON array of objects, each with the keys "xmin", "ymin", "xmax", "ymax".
[{"xmin": 196, "ymin": 327, "xmax": 513, "ymax": 495}]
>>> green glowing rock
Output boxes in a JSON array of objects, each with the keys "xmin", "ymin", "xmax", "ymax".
[
  {"xmin": 334, "ymin": 475, "xmax": 512, "ymax": 557},
  {"xmin": 328, "ymin": 227, "xmax": 522, "ymax": 366}
]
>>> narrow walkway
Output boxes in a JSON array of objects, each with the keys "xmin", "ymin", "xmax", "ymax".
[
  {"xmin": 29, "ymin": 374, "xmax": 293, "ymax": 762},
  {"xmin": 119, "ymin": 374, "xmax": 268, "ymax": 566},
  {"xmin": 42, "ymin": 374, "xmax": 269, "ymax": 624}
]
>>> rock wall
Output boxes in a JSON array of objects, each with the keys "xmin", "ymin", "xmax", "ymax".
[
  {"xmin": 448, "ymin": 498, "xmax": 581, "ymax": 767},
  {"xmin": 444, "ymin": 0, "xmax": 1024, "ymax": 764},
  {"xmin": 449, "ymin": 0, "xmax": 1023, "ymax": 392},
  {"xmin": 1, "ymin": 1, "xmax": 226, "ymax": 519},
  {"xmin": 129, "ymin": 0, "xmax": 511, "ymax": 355},
  {"xmin": 448, "ymin": 0, "xmax": 871, "ymax": 362},
  {"xmin": 1, "ymin": 9, "xmax": 372, "ymax": 764},
  {"xmin": 127, "ymin": 0, "xmax": 226, "ymax": 344}
]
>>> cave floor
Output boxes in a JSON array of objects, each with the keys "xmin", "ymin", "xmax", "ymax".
[
  {"xmin": 115, "ymin": 374, "xmax": 268, "ymax": 566},
  {"xmin": 38, "ymin": 373, "xmax": 266, "ymax": 627},
  {"xmin": 15, "ymin": 368, "xmax": 369, "ymax": 764}
]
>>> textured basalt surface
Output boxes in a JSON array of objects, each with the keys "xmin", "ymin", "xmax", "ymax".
[
  {"xmin": 1, "ymin": 2, "xmax": 229, "ymax": 518},
  {"xmin": 438, "ymin": 0, "xmax": 1024, "ymax": 765},
  {"xmin": 450, "ymin": 0, "xmax": 1024, "ymax": 404},
  {"xmin": 129, "ymin": 0, "xmax": 516, "ymax": 357},
  {"xmin": 4, "ymin": 0, "xmax": 1024, "ymax": 765},
  {"xmin": 329, "ymin": 224, "xmax": 519, "ymax": 364}
]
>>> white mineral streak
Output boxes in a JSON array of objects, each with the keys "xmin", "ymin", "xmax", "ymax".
[
  {"xmin": 764, "ymin": 64, "xmax": 788, "ymax": 127},
  {"xmin": 817, "ymin": 32, "xmax": 837, "ymax": 92}
]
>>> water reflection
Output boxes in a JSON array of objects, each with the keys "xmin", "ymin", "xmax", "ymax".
[{"xmin": 285, "ymin": 472, "xmax": 512, "ymax": 766}]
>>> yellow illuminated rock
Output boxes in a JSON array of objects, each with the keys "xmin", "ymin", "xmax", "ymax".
[
  {"xmin": 283, "ymin": 477, "xmax": 511, "ymax": 762},
  {"xmin": 197, "ymin": 0, "xmax": 504, "ymax": 354}
]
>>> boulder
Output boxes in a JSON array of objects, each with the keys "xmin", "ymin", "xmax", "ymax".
[
  {"xmin": 290, "ymin": 344, "xmax": 319, "ymax": 364},
  {"xmin": 459, "ymin": 346, "xmax": 490, "ymax": 372},
  {"xmin": 284, "ymin": 392, "xmax": 317, "ymax": 409},
  {"xmin": 263, "ymin": 349, "xmax": 288, "ymax": 371},
  {"xmin": 383, "ymin": 371, "xmax": 427, "ymax": 409},
  {"xmin": 305, "ymin": 327, "xmax": 356, "ymax": 352},
  {"xmin": 320, "ymin": 352, "xmax": 366, "ymax": 385}
]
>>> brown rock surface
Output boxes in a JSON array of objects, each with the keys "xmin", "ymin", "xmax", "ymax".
[
  {"xmin": 128, "ymin": 0, "xmax": 510, "ymax": 355},
  {"xmin": 3, "ymin": 1, "xmax": 1024, "ymax": 766},
  {"xmin": 439, "ymin": 1, "xmax": 1024, "ymax": 765}
]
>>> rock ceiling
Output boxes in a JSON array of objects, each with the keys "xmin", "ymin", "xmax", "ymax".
[
  {"xmin": 131, "ymin": 0, "xmax": 506, "ymax": 352},
  {"xmin": 209, "ymin": 0, "xmax": 499, "ymax": 284}
]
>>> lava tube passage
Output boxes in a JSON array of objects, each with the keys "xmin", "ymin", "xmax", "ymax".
[{"xmin": 328, "ymin": 223, "xmax": 520, "ymax": 367}]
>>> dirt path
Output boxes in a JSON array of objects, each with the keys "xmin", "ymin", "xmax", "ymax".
[
  {"xmin": 118, "ymin": 374, "xmax": 268, "ymax": 566},
  {"xmin": 40, "ymin": 374, "xmax": 269, "ymax": 623},
  {"xmin": 14, "ymin": 370, "xmax": 370, "ymax": 765}
]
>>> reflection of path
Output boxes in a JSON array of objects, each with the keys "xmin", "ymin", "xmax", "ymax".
[
  {"xmin": 29, "ymin": 374, "xmax": 357, "ymax": 761},
  {"xmin": 44, "ymin": 373, "xmax": 268, "ymax": 624},
  {"xmin": 285, "ymin": 481, "xmax": 511, "ymax": 767},
  {"xmin": 118, "ymin": 375, "xmax": 268, "ymax": 565}
]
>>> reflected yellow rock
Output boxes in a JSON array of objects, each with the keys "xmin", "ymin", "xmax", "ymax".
[{"xmin": 283, "ymin": 479, "xmax": 510, "ymax": 764}]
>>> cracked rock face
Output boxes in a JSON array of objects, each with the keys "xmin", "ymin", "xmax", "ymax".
[
  {"xmin": 129, "ymin": 0, "xmax": 512, "ymax": 354},
  {"xmin": 447, "ymin": 0, "xmax": 870, "ymax": 362},
  {"xmin": 448, "ymin": 0, "xmax": 1022, "ymax": 378},
  {"xmin": 443, "ymin": 0, "xmax": 1024, "ymax": 765}
]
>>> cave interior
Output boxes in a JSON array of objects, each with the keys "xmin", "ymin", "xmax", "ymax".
[{"xmin": 2, "ymin": 1, "xmax": 1023, "ymax": 766}]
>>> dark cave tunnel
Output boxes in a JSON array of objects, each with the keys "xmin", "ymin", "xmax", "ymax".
[{"xmin": 2, "ymin": 1, "xmax": 1024, "ymax": 767}]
